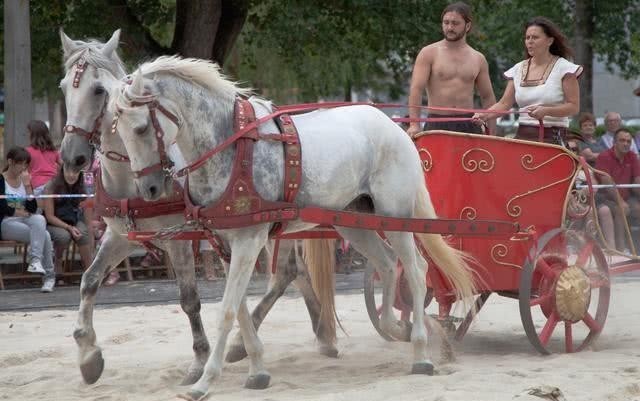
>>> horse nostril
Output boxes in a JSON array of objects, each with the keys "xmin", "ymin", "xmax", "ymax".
[
  {"xmin": 148, "ymin": 186, "xmax": 157, "ymax": 196},
  {"xmin": 74, "ymin": 156, "xmax": 87, "ymax": 167}
]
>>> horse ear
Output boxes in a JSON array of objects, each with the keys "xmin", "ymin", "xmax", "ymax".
[
  {"xmin": 60, "ymin": 29, "xmax": 80, "ymax": 59},
  {"xmin": 129, "ymin": 70, "xmax": 145, "ymax": 96},
  {"xmin": 101, "ymin": 29, "xmax": 121, "ymax": 58}
]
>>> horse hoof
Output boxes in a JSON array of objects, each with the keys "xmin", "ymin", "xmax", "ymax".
[
  {"xmin": 244, "ymin": 373, "xmax": 270, "ymax": 389},
  {"xmin": 318, "ymin": 344, "xmax": 339, "ymax": 358},
  {"xmin": 180, "ymin": 368, "xmax": 204, "ymax": 386},
  {"xmin": 225, "ymin": 345, "xmax": 248, "ymax": 363},
  {"xmin": 80, "ymin": 348, "xmax": 105, "ymax": 384},
  {"xmin": 411, "ymin": 361, "xmax": 435, "ymax": 376},
  {"xmin": 177, "ymin": 390, "xmax": 206, "ymax": 401}
]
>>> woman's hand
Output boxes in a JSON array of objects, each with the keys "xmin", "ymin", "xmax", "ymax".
[
  {"xmin": 526, "ymin": 105, "xmax": 548, "ymax": 121},
  {"xmin": 68, "ymin": 225, "xmax": 82, "ymax": 240}
]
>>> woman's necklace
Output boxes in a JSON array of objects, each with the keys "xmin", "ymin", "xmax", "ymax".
[{"xmin": 521, "ymin": 55, "xmax": 557, "ymax": 86}]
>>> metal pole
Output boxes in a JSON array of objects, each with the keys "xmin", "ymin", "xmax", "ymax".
[{"xmin": 576, "ymin": 184, "xmax": 640, "ymax": 189}]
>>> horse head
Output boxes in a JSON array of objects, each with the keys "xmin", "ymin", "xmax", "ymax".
[
  {"xmin": 59, "ymin": 29, "xmax": 125, "ymax": 173},
  {"xmin": 111, "ymin": 70, "xmax": 181, "ymax": 200}
]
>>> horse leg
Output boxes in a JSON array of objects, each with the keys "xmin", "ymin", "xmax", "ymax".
[
  {"xmin": 293, "ymin": 240, "xmax": 339, "ymax": 358},
  {"xmin": 334, "ymin": 227, "xmax": 411, "ymax": 341},
  {"xmin": 74, "ymin": 228, "xmax": 131, "ymax": 384},
  {"xmin": 162, "ymin": 241, "xmax": 210, "ymax": 385},
  {"xmin": 384, "ymin": 231, "xmax": 432, "ymax": 375},
  {"xmin": 226, "ymin": 240, "xmax": 296, "ymax": 363},
  {"xmin": 237, "ymin": 297, "xmax": 270, "ymax": 389},
  {"xmin": 185, "ymin": 230, "xmax": 268, "ymax": 400}
]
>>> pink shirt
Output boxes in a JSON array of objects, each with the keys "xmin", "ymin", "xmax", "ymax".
[{"xmin": 26, "ymin": 146, "xmax": 60, "ymax": 188}]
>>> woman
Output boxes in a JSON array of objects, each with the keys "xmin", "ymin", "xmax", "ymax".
[
  {"xmin": 473, "ymin": 17, "xmax": 582, "ymax": 143},
  {"xmin": 577, "ymin": 112, "xmax": 605, "ymax": 166},
  {"xmin": 43, "ymin": 165, "xmax": 94, "ymax": 276},
  {"xmin": 0, "ymin": 147, "xmax": 56, "ymax": 292},
  {"xmin": 26, "ymin": 120, "xmax": 60, "ymax": 208}
]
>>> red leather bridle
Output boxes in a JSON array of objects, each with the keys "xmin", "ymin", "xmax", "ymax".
[
  {"xmin": 112, "ymin": 95, "xmax": 181, "ymax": 178},
  {"xmin": 63, "ymin": 57, "xmax": 130, "ymax": 163}
]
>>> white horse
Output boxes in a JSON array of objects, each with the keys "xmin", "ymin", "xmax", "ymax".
[
  {"xmin": 59, "ymin": 31, "xmax": 338, "ymax": 387},
  {"xmin": 109, "ymin": 55, "xmax": 477, "ymax": 400}
]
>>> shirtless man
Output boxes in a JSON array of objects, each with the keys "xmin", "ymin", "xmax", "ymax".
[{"xmin": 407, "ymin": 2, "xmax": 496, "ymax": 137}]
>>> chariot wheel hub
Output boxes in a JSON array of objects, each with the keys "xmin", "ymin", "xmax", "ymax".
[{"xmin": 555, "ymin": 265, "xmax": 591, "ymax": 321}]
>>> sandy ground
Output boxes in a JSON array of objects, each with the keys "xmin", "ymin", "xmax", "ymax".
[{"xmin": 1, "ymin": 281, "xmax": 639, "ymax": 401}]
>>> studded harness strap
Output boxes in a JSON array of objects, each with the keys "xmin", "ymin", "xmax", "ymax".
[
  {"xmin": 93, "ymin": 168, "xmax": 185, "ymax": 229},
  {"xmin": 183, "ymin": 98, "xmax": 302, "ymax": 233}
]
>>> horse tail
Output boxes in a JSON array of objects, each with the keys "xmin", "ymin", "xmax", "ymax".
[
  {"xmin": 302, "ymin": 238, "xmax": 337, "ymax": 345},
  {"xmin": 413, "ymin": 183, "xmax": 477, "ymax": 305}
]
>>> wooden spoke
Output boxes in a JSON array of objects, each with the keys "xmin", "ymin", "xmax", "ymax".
[
  {"xmin": 582, "ymin": 312, "xmax": 602, "ymax": 333},
  {"xmin": 564, "ymin": 322, "xmax": 573, "ymax": 353},
  {"xmin": 536, "ymin": 258, "xmax": 559, "ymax": 279},
  {"xmin": 539, "ymin": 311, "xmax": 559, "ymax": 346},
  {"xmin": 575, "ymin": 242, "xmax": 594, "ymax": 269},
  {"xmin": 529, "ymin": 293, "xmax": 551, "ymax": 307}
]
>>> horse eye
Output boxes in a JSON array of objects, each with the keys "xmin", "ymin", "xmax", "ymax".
[
  {"xmin": 94, "ymin": 86, "xmax": 106, "ymax": 95},
  {"xmin": 134, "ymin": 125, "xmax": 148, "ymax": 136}
]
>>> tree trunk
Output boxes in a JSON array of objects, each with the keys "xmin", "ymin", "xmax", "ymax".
[
  {"xmin": 212, "ymin": 0, "xmax": 249, "ymax": 67},
  {"xmin": 173, "ymin": 0, "xmax": 222, "ymax": 60},
  {"xmin": 173, "ymin": 0, "xmax": 247, "ymax": 67},
  {"xmin": 573, "ymin": 0, "xmax": 594, "ymax": 114}
]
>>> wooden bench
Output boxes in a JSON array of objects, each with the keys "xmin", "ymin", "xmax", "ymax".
[{"xmin": 0, "ymin": 240, "xmax": 29, "ymax": 290}]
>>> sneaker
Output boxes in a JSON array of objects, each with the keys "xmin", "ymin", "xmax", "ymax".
[
  {"xmin": 41, "ymin": 277, "xmax": 55, "ymax": 293},
  {"xmin": 27, "ymin": 260, "xmax": 46, "ymax": 274}
]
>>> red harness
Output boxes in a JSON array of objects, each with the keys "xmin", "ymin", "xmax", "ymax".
[
  {"xmin": 183, "ymin": 98, "xmax": 302, "ymax": 235},
  {"xmin": 93, "ymin": 169, "xmax": 185, "ymax": 228}
]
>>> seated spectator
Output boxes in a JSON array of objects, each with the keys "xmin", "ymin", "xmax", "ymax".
[
  {"xmin": 42, "ymin": 165, "xmax": 94, "ymax": 276},
  {"xmin": 25, "ymin": 120, "xmax": 61, "ymax": 209},
  {"xmin": 597, "ymin": 112, "xmax": 639, "ymax": 154},
  {"xmin": 0, "ymin": 147, "xmax": 56, "ymax": 292},
  {"xmin": 577, "ymin": 112, "xmax": 605, "ymax": 166},
  {"xmin": 595, "ymin": 128, "xmax": 640, "ymax": 251}
]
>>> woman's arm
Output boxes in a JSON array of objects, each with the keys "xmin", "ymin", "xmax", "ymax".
[
  {"xmin": 472, "ymin": 80, "xmax": 516, "ymax": 123},
  {"xmin": 42, "ymin": 190, "xmax": 73, "ymax": 231}
]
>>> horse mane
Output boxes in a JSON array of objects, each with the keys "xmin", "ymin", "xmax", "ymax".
[
  {"xmin": 63, "ymin": 39, "xmax": 126, "ymax": 77},
  {"xmin": 136, "ymin": 55, "xmax": 252, "ymax": 99}
]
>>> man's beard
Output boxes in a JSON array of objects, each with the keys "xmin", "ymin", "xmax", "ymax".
[{"xmin": 444, "ymin": 31, "xmax": 465, "ymax": 42}]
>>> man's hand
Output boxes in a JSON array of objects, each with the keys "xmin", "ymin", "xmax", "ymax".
[{"xmin": 407, "ymin": 124, "xmax": 421, "ymax": 139}]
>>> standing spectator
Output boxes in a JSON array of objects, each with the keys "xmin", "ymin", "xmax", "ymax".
[
  {"xmin": 577, "ymin": 112, "xmax": 606, "ymax": 166},
  {"xmin": 0, "ymin": 147, "xmax": 56, "ymax": 292},
  {"xmin": 26, "ymin": 120, "xmax": 61, "ymax": 209},
  {"xmin": 473, "ymin": 17, "xmax": 581, "ymax": 144},
  {"xmin": 407, "ymin": 2, "xmax": 496, "ymax": 137},
  {"xmin": 42, "ymin": 165, "xmax": 94, "ymax": 276},
  {"xmin": 595, "ymin": 128, "xmax": 640, "ymax": 251},
  {"xmin": 597, "ymin": 112, "xmax": 639, "ymax": 154}
]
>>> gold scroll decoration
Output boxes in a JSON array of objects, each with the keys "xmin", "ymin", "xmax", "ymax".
[
  {"xmin": 490, "ymin": 244, "xmax": 521, "ymax": 270},
  {"xmin": 418, "ymin": 148, "xmax": 433, "ymax": 172},
  {"xmin": 461, "ymin": 148, "xmax": 495, "ymax": 173},
  {"xmin": 506, "ymin": 153, "xmax": 577, "ymax": 217},
  {"xmin": 460, "ymin": 207, "xmax": 477, "ymax": 220}
]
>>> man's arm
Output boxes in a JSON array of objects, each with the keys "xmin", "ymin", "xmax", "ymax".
[
  {"xmin": 475, "ymin": 54, "xmax": 497, "ymax": 134},
  {"xmin": 407, "ymin": 47, "xmax": 432, "ymax": 137}
]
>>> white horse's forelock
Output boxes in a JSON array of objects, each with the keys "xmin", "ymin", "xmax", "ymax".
[{"xmin": 63, "ymin": 40, "xmax": 126, "ymax": 77}]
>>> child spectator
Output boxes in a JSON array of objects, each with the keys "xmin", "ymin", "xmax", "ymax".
[
  {"xmin": 0, "ymin": 147, "xmax": 56, "ymax": 292},
  {"xmin": 26, "ymin": 120, "xmax": 60, "ymax": 209},
  {"xmin": 43, "ymin": 165, "xmax": 94, "ymax": 276}
]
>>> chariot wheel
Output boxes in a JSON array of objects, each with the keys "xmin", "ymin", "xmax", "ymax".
[
  {"xmin": 519, "ymin": 228, "xmax": 610, "ymax": 354},
  {"xmin": 364, "ymin": 265, "xmax": 433, "ymax": 341}
]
